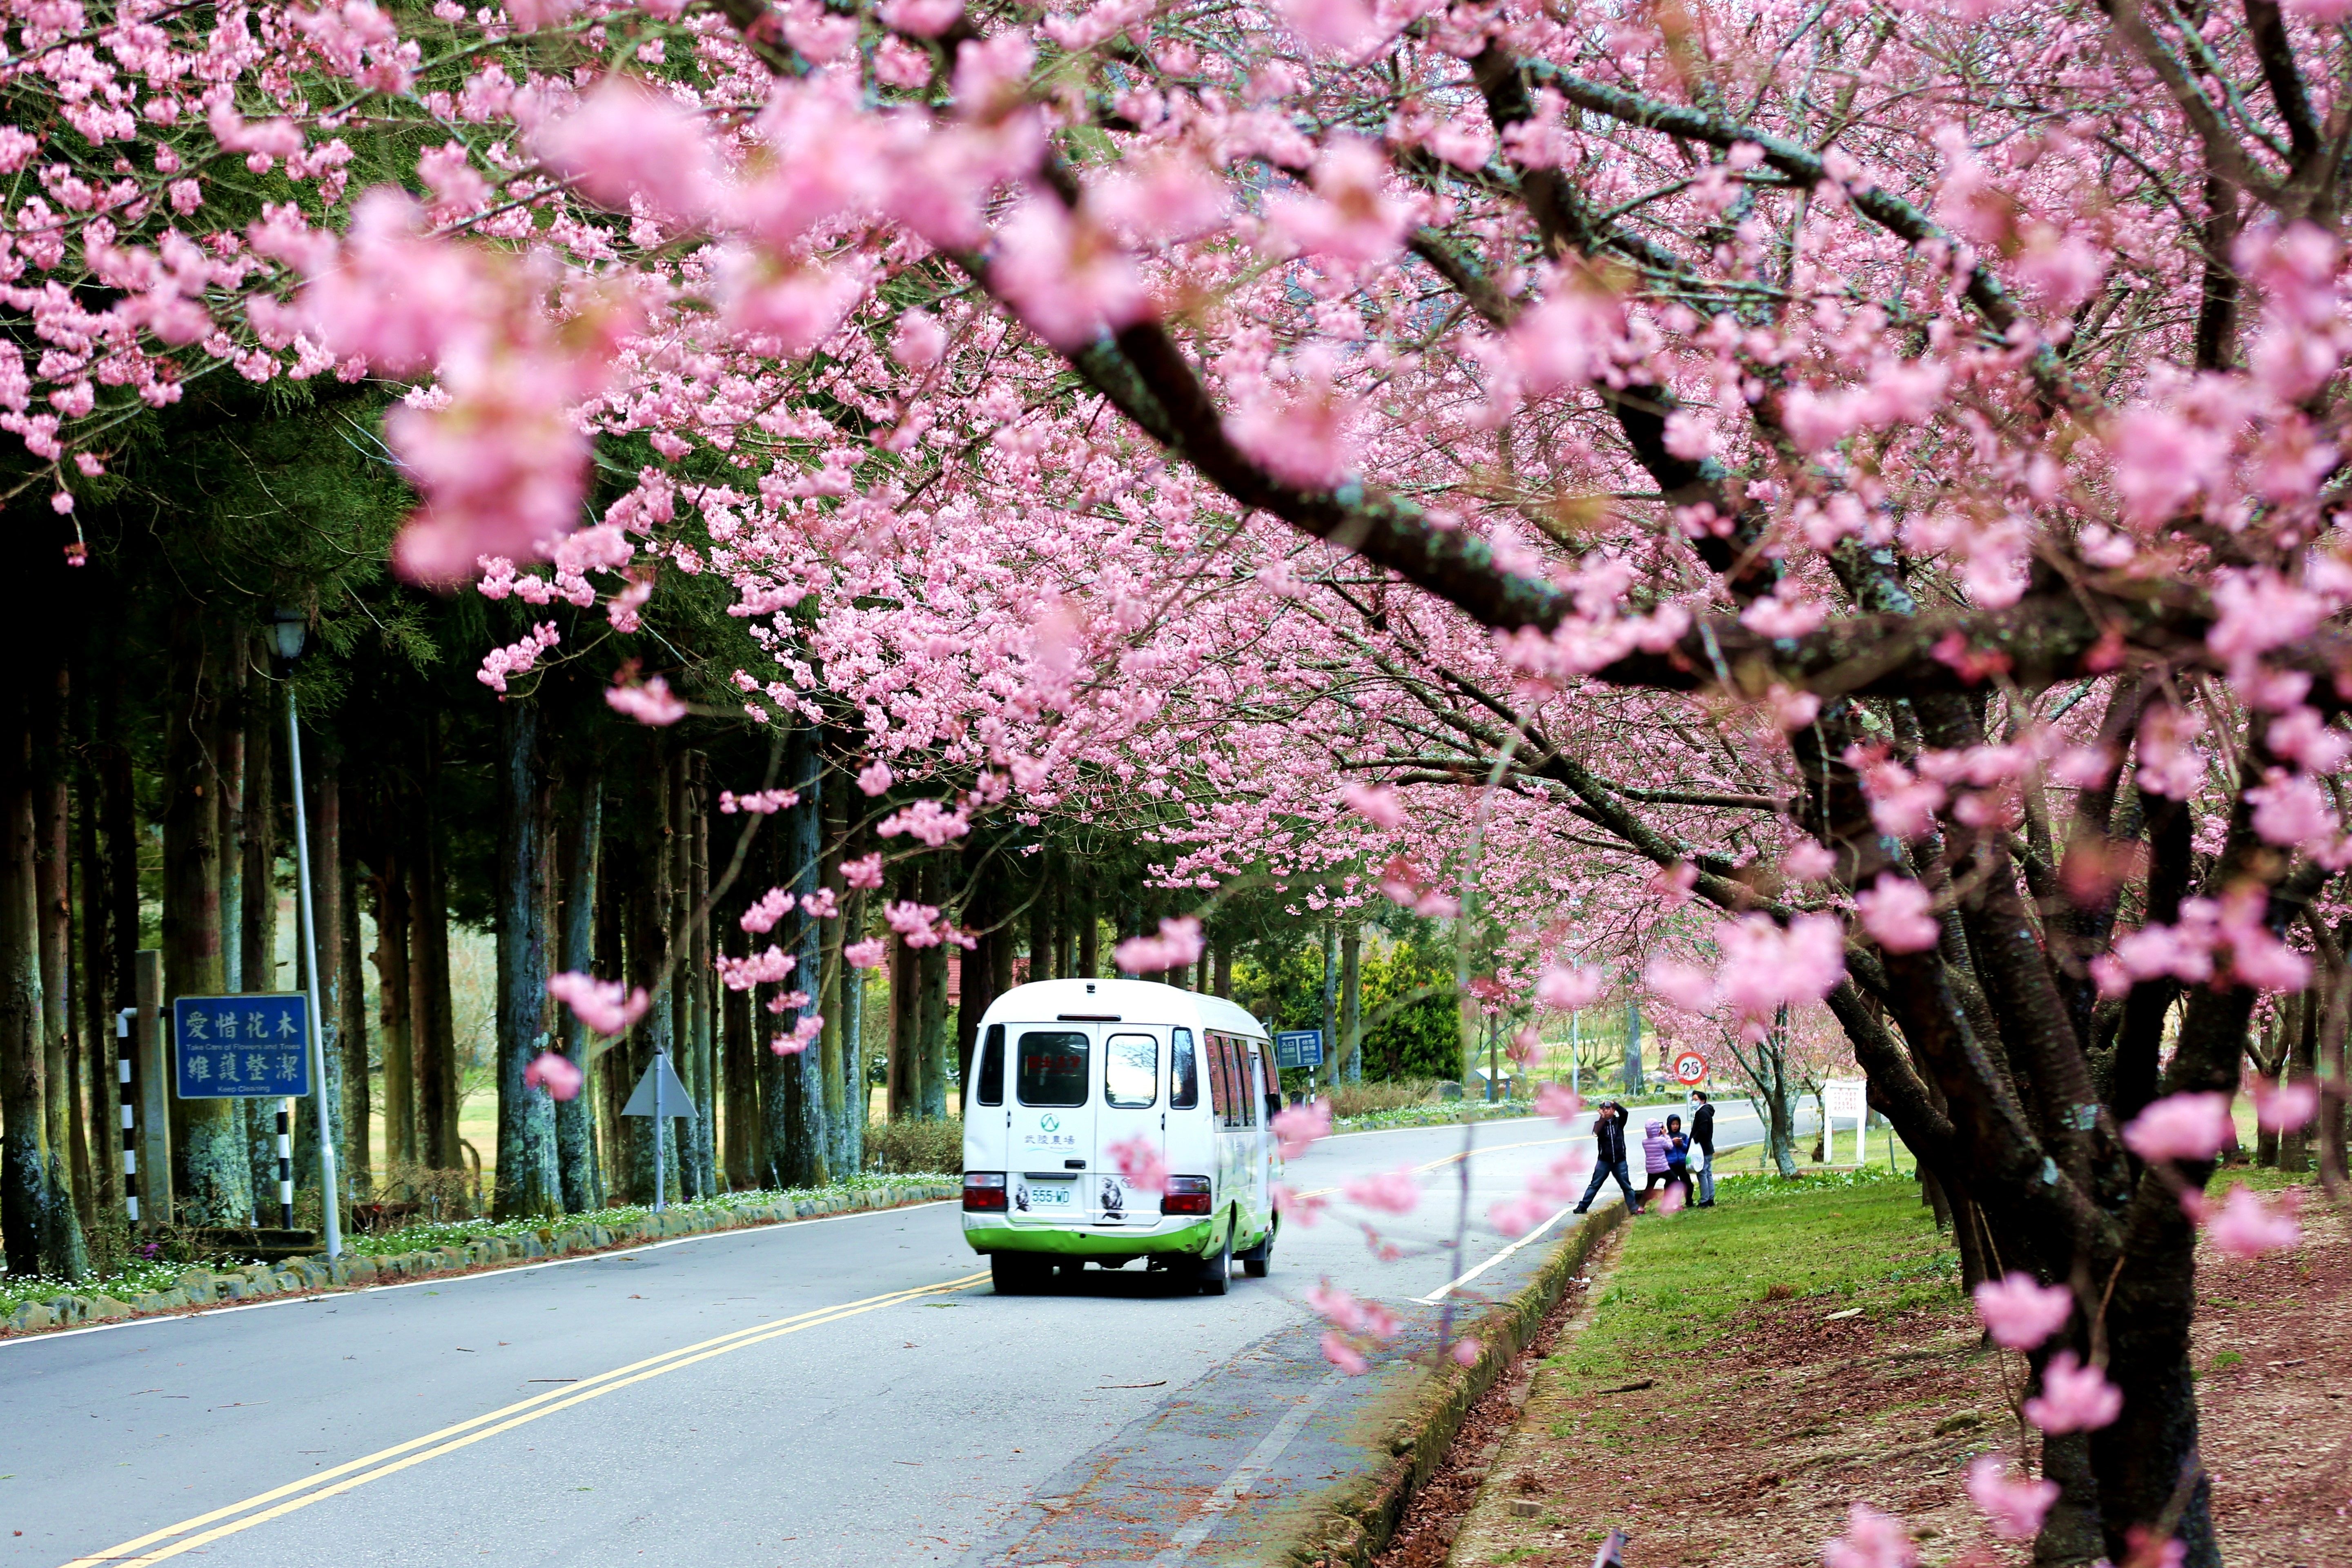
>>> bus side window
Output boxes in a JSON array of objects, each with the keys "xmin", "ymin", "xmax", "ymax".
[
  {"xmin": 1242, "ymin": 1049, "xmax": 1262, "ymax": 1127},
  {"xmin": 1222, "ymin": 1041, "xmax": 1249, "ymax": 1129},
  {"xmin": 1204, "ymin": 1034, "xmax": 1229, "ymax": 1123},
  {"xmin": 1171, "ymin": 1029, "xmax": 1198, "ymax": 1109},
  {"xmin": 975, "ymin": 1024, "xmax": 1004, "ymax": 1108}
]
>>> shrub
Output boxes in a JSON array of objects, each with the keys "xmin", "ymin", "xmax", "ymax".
[
  {"xmin": 1326, "ymin": 1078, "xmax": 1442, "ymax": 1118},
  {"xmin": 865, "ymin": 1116, "xmax": 962, "ymax": 1174}
]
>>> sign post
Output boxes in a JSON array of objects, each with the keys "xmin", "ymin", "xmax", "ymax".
[
  {"xmin": 172, "ymin": 992, "xmax": 312, "ymax": 1228},
  {"xmin": 1822, "ymin": 1078, "xmax": 1869, "ymax": 1165},
  {"xmin": 622, "ymin": 1052, "xmax": 696, "ymax": 1212},
  {"xmin": 1274, "ymin": 1029, "xmax": 1324, "ymax": 1105}
]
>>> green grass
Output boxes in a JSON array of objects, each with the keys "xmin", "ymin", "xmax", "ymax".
[{"xmin": 1545, "ymin": 1170, "xmax": 1959, "ymax": 1392}]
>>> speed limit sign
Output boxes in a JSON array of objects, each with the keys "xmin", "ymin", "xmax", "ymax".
[{"xmin": 1670, "ymin": 1049, "xmax": 1709, "ymax": 1085}]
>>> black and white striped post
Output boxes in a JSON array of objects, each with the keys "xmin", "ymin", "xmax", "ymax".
[
  {"xmin": 117, "ymin": 1007, "xmax": 138, "ymax": 1225},
  {"xmin": 276, "ymin": 1100, "xmax": 294, "ymax": 1229},
  {"xmin": 273, "ymin": 606, "xmax": 342, "ymax": 1260}
]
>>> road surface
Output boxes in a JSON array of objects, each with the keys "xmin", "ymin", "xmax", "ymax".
[{"xmin": 5, "ymin": 1100, "xmax": 1821, "ymax": 1568}]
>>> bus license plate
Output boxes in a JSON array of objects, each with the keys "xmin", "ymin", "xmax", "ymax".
[{"xmin": 1024, "ymin": 1179, "xmax": 1075, "ymax": 1210}]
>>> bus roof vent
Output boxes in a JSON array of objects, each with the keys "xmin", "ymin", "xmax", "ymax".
[{"xmin": 1058, "ymin": 1013, "xmax": 1121, "ymax": 1022}]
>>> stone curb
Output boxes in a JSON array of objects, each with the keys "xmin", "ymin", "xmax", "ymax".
[
  {"xmin": 1287, "ymin": 1206, "xmax": 1628, "ymax": 1567},
  {"xmin": 2, "ymin": 1181, "xmax": 960, "ymax": 1336}
]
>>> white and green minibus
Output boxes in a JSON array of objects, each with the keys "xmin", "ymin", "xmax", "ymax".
[{"xmin": 961, "ymin": 978, "xmax": 1282, "ymax": 1295}]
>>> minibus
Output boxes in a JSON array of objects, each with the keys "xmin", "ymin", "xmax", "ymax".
[{"xmin": 960, "ymin": 978, "xmax": 1282, "ymax": 1295}]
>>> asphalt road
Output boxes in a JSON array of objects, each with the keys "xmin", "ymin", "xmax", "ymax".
[{"xmin": 5, "ymin": 1100, "xmax": 1817, "ymax": 1568}]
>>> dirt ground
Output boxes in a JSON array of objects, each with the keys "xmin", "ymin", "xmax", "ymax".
[{"xmin": 1375, "ymin": 1193, "xmax": 2350, "ymax": 1568}]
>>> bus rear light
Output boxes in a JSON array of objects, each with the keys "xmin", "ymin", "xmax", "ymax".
[
  {"xmin": 963, "ymin": 1172, "xmax": 1008, "ymax": 1212},
  {"xmin": 1161, "ymin": 1176, "xmax": 1212, "ymax": 1216}
]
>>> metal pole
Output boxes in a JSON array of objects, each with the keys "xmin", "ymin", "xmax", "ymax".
[
  {"xmin": 1569, "ymin": 1011, "xmax": 1579, "ymax": 1099},
  {"xmin": 652, "ymin": 1053, "xmax": 666, "ymax": 1214},
  {"xmin": 285, "ymin": 685, "xmax": 342, "ymax": 1259}
]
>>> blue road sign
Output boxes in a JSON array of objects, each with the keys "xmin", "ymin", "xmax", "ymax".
[
  {"xmin": 174, "ymin": 993, "xmax": 310, "ymax": 1099},
  {"xmin": 1274, "ymin": 1029, "xmax": 1325, "ymax": 1069}
]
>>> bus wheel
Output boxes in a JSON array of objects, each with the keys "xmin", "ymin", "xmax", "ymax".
[
  {"xmin": 1238, "ymin": 1230, "xmax": 1272, "ymax": 1279},
  {"xmin": 991, "ymin": 1254, "xmax": 1043, "ymax": 1294},
  {"xmin": 1196, "ymin": 1228, "xmax": 1232, "ymax": 1297}
]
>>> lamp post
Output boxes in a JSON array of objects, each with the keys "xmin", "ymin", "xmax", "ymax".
[{"xmin": 272, "ymin": 608, "xmax": 343, "ymax": 1259}]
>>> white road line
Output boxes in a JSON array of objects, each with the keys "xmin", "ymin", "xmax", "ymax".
[
  {"xmin": 0, "ymin": 1200, "xmax": 956, "ymax": 1350},
  {"xmin": 1415, "ymin": 1204, "xmax": 1579, "ymax": 1305},
  {"xmin": 1145, "ymin": 1368, "xmax": 1350, "ymax": 1567}
]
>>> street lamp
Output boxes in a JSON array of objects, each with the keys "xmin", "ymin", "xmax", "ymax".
[{"xmin": 274, "ymin": 606, "xmax": 343, "ymax": 1260}]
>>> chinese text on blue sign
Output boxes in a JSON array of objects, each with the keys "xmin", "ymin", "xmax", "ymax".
[
  {"xmin": 174, "ymin": 994, "xmax": 310, "ymax": 1099},
  {"xmin": 1274, "ymin": 1029, "xmax": 1325, "ymax": 1069}
]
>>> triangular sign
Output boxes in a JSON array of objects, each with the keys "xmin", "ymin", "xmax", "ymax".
[{"xmin": 621, "ymin": 1053, "xmax": 696, "ymax": 1119}]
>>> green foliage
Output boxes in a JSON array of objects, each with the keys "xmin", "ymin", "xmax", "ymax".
[
  {"xmin": 1545, "ymin": 1174, "xmax": 1958, "ymax": 1390},
  {"xmin": 1359, "ymin": 933, "xmax": 1462, "ymax": 1080},
  {"xmin": 863, "ymin": 1116, "xmax": 964, "ymax": 1174},
  {"xmin": 342, "ymin": 1173, "xmax": 947, "ymax": 1256}
]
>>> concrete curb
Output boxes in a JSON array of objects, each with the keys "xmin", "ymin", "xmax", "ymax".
[
  {"xmin": 1288, "ymin": 1206, "xmax": 1628, "ymax": 1566},
  {"xmin": 2, "ymin": 1181, "xmax": 959, "ymax": 1336}
]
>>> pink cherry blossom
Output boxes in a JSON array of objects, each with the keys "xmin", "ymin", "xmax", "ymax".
[
  {"xmin": 1855, "ymin": 875, "xmax": 1939, "ymax": 954},
  {"xmin": 1449, "ymin": 1337, "xmax": 1482, "ymax": 1368},
  {"xmin": 771, "ymin": 1015, "xmax": 824, "ymax": 1055},
  {"xmin": 1107, "ymin": 1132, "xmax": 1169, "ymax": 1194},
  {"xmin": 523, "ymin": 1051, "xmax": 584, "ymax": 1101},
  {"xmin": 1272, "ymin": 1183, "xmax": 1328, "ymax": 1227},
  {"xmin": 1971, "ymin": 1274, "xmax": 2073, "ymax": 1350},
  {"xmin": 1271, "ymin": 1096, "xmax": 1333, "ymax": 1158},
  {"xmin": 1344, "ymin": 1167, "xmax": 1420, "ymax": 1214},
  {"xmin": 1822, "ymin": 1504, "xmax": 1915, "ymax": 1568},
  {"xmin": 1268, "ymin": 140, "xmax": 1411, "ymax": 264},
  {"xmin": 1535, "ymin": 1083, "xmax": 1584, "ymax": 1123},
  {"xmin": 1320, "ymin": 1331, "xmax": 1370, "ymax": 1375},
  {"xmin": 1965, "ymin": 1456, "xmax": 2059, "ymax": 1541},
  {"xmin": 1339, "ymin": 782, "xmax": 1407, "ymax": 828},
  {"xmin": 844, "ymin": 938, "xmax": 889, "ymax": 969},
  {"xmin": 1535, "ymin": 965, "xmax": 1604, "ymax": 1011},
  {"xmin": 1112, "ymin": 916, "xmax": 1205, "ymax": 975},
  {"xmin": 2197, "ymin": 1183, "xmax": 2301, "ymax": 1258},
  {"xmin": 606, "ymin": 675, "xmax": 688, "ymax": 726},
  {"xmin": 545, "ymin": 972, "xmax": 650, "ymax": 1037},
  {"xmin": 2023, "ymin": 1352, "xmax": 2123, "ymax": 1434},
  {"xmin": 2249, "ymin": 1076, "xmax": 2319, "ymax": 1133},
  {"xmin": 2121, "ymin": 1092, "xmax": 2235, "ymax": 1163},
  {"xmin": 535, "ymin": 76, "xmax": 717, "ymax": 226},
  {"xmin": 842, "ymin": 854, "xmax": 886, "ymax": 891}
]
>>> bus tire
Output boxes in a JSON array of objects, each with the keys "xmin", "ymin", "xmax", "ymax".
[
  {"xmin": 991, "ymin": 1253, "xmax": 1042, "ymax": 1294},
  {"xmin": 1196, "ymin": 1227, "xmax": 1232, "ymax": 1297},
  {"xmin": 1239, "ymin": 1237, "xmax": 1272, "ymax": 1278}
]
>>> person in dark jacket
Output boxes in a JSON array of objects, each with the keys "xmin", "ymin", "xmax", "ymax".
[
  {"xmin": 1689, "ymin": 1091, "xmax": 1717, "ymax": 1207},
  {"xmin": 1572, "ymin": 1102, "xmax": 1640, "ymax": 1214}
]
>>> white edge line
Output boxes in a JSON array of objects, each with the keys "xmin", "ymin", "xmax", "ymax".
[
  {"xmin": 1146, "ymin": 1368, "xmax": 1350, "ymax": 1567},
  {"xmin": 0, "ymin": 1199, "xmax": 958, "ymax": 1350},
  {"xmin": 1415, "ymin": 1204, "xmax": 1578, "ymax": 1305}
]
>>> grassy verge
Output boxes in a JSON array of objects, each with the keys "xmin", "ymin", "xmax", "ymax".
[
  {"xmin": 0, "ymin": 1172, "xmax": 956, "ymax": 1318},
  {"xmin": 1545, "ymin": 1169, "xmax": 1959, "ymax": 1392}
]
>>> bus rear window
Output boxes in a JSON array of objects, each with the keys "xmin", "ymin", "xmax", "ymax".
[
  {"xmin": 1016, "ymin": 1030, "xmax": 1090, "ymax": 1107},
  {"xmin": 1171, "ymin": 1029, "xmax": 1198, "ymax": 1109},
  {"xmin": 975, "ymin": 1024, "xmax": 1004, "ymax": 1107}
]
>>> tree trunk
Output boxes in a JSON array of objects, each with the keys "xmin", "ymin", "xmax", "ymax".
[
  {"xmin": 594, "ymin": 849, "xmax": 624, "ymax": 1200},
  {"xmin": 411, "ymin": 740, "xmax": 459, "ymax": 1172},
  {"xmin": 625, "ymin": 767, "xmax": 677, "ymax": 1205},
  {"xmin": 93, "ymin": 717, "xmax": 138, "ymax": 1218},
  {"xmin": 556, "ymin": 776, "xmax": 604, "ymax": 1213},
  {"xmin": 688, "ymin": 757, "xmax": 717, "ymax": 1198},
  {"xmin": 818, "ymin": 775, "xmax": 849, "ymax": 1177},
  {"xmin": 722, "ymin": 942, "xmax": 755, "ymax": 1187},
  {"xmin": 3, "ymin": 681, "xmax": 61, "ymax": 1273},
  {"xmin": 75, "ymin": 737, "xmax": 112, "ymax": 1222},
  {"xmin": 889, "ymin": 865, "xmax": 917, "ymax": 1120},
  {"xmin": 373, "ymin": 856, "xmax": 416, "ymax": 1169},
  {"xmin": 34, "ymin": 659, "xmax": 87, "ymax": 1272},
  {"xmin": 494, "ymin": 699, "xmax": 559, "ymax": 1218},
  {"xmin": 1076, "ymin": 882, "xmax": 1099, "ymax": 979},
  {"xmin": 772, "ymin": 727, "xmax": 829, "ymax": 1183},
  {"xmin": 842, "ymin": 877, "xmax": 867, "ymax": 1173},
  {"xmin": 297, "ymin": 743, "xmax": 343, "ymax": 1202},
  {"xmin": 955, "ymin": 860, "xmax": 989, "ymax": 1110},
  {"xmin": 918, "ymin": 857, "xmax": 949, "ymax": 1121},
  {"xmin": 240, "ymin": 678, "xmax": 279, "ymax": 1219},
  {"xmin": 1340, "ymin": 924, "xmax": 1363, "ymax": 1084},
  {"xmin": 1028, "ymin": 860, "xmax": 1055, "ymax": 984},
  {"xmin": 163, "ymin": 630, "xmax": 247, "ymax": 1228},
  {"xmin": 2280, "ymin": 987, "xmax": 2318, "ymax": 1173},
  {"xmin": 1621, "ymin": 991, "xmax": 1645, "ymax": 1095},
  {"xmin": 338, "ymin": 802, "xmax": 371, "ymax": 1198}
]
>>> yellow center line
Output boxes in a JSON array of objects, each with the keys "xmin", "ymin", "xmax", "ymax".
[
  {"xmin": 1295, "ymin": 1134, "xmax": 1575, "ymax": 1199},
  {"xmin": 62, "ymin": 1271, "xmax": 989, "ymax": 1568}
]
